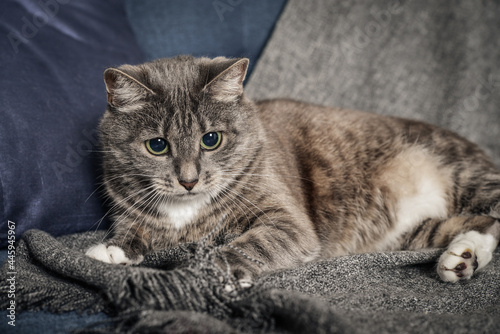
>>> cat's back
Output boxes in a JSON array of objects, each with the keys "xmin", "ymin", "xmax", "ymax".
[
  {"xmin": 257, "ymin": 98, "xmax": 385, "ymax": 133},
  {"xmin": 256, "ymin": 98, "xmax": 492, "ymax": 167},
  {"xmin": 256, "ymin": 99, "xmax": 404, "ymax": 166}
]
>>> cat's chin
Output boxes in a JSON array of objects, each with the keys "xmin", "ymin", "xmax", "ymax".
[
  {"xmin": 173, "ymin": 192, "xmax": 203, "ymax": 200},
  {"xmin": 158, "ymin": 191, "xmax": 212, "ymax": 207}
]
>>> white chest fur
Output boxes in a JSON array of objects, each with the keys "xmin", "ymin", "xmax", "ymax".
[{"xmin": 157, "ymin": 194, "xmax": 211, "ymax": 229}]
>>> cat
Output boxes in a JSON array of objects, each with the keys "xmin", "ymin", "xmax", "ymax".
[{"xmin": 86, "ymin": 55, "xmax": 500, "ymax": 284}]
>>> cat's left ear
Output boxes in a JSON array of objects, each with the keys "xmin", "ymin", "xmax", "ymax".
[{"xmin": 203, "ymin": 58, "xmax": 249, "ymax": 102}]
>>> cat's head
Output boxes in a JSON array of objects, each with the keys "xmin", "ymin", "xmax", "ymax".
[{"xmin": 99, "ymin": 56, "xmax": 262, "ymax": 218}]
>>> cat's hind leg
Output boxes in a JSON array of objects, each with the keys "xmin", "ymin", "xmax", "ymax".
[
  {"xmin": 404, "ymin": 215, "xmax": 500, "ymax": 282},
  {"xmin": 437, "ymin": 170, "xmax": 500, "ymax": 282}
]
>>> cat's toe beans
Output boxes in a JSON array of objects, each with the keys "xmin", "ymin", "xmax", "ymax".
[
  {"xmin": 437, "ymin": 250, "xmax": 477, "ymax": 282},
  {"xmin": 461, "ymin": 251, "xmax": 472, "ymax": 259}
]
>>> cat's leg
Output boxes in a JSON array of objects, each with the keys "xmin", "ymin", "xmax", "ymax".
[
  {"xmin": 404, "ymin": 215, "xmax": 500, "ymax": 282},
  {"xmin": 436, "ymin": 171, "xmax": 500, "ymax": 282},
  {"xmin": 216, "ymin": 218, "xmax": 320, "ymax": 284},
  {"xmin": 85, "ymin": 225, "xmax": 149, "ymax": 265}
]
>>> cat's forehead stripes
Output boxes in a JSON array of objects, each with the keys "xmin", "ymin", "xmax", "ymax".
[{"xmin": 140, "ymin": 57, "xmax": 204, "ymax": 97}]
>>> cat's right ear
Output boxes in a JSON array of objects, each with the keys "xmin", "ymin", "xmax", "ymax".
[
  {"xmin": 202, "ymin": 58, "xmax": 249, "ymax": 103},
  {"xmin": 103, "ymin": 66, "xmax": 155, "ymax": 112}
]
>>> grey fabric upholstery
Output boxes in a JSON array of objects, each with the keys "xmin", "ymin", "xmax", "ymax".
[{"xmin": 246, "ymin": 0, "xmax": 500, "ymax": 167}]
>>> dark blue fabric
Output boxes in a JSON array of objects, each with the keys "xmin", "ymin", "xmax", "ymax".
[
  {"xmin": 0, "ymin": 0, "xmax": 145, "ymax": 248},
  {"xmin": 0, "ymin": 309, "xmax": 108, "ymax": 334},
  {"xmin": 124, "ymin": 0, "xmax": 288, "ymax": 78}
]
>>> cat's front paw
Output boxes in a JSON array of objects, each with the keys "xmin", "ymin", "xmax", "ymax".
[
  {"xmin": 215, "ymin": 251, "xmax": 259, "ymax": 291},
  {"xmin": 85, "ymin": 243, "xmax": 143, "ymax": 265},
  {"xmin": 221, "ymin": 276, "xmax": 253, "ymax": 293}
]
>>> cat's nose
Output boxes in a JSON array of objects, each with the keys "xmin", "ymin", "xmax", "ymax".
[{"xmin": 178, "ymin": 179, "xmax": 198, "ymax": 191}]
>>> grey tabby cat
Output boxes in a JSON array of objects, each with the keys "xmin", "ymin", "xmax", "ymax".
[{"xmin": 86, "ymin": 56, "xmax": 500, "ymax": 284}]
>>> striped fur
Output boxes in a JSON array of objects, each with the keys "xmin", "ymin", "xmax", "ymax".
[{"xmin": 86, "ymin": 56, "xmax": 500, "ymax": 283}]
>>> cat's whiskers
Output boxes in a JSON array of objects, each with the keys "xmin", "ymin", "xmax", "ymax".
[
  {"xmin": 214, "ymin": 183, "xmax": 278, "ymax": 232},
  {"xmin": 85, "ymin": 173, "xmax": 162, "ymax": 204},
  {"xmin": 211, "ymin": 184, "xmax": 255, "ymax": 231},
  {"xmin": 112, "ymin": 185, "xmax": 162, "ymax": 245},
  {"xmin": 100, "ymin": 191, "xmax": 157, "ymax": 243},
  {"xmin": 121, "ymin": 184, "xmax": 167, "ymax": 250},
  {"xmin": 98, "ymin": 184, "xmax": 159, "ymax": 242},
  {"xmin": 217, "ymin": 173, "xmax": 281, "ymax": 199},
  {"xmin": 205, "ymin": 186, "xmax": 238, "ymax": 239},
  {"xmin": 88, "ymin": 183, "xmax": 155, "ymax": 235},
  {"xmin": 204, "ymin": 186, "xmax": 254, "ymax": 277},
  {"xmin": 218, "ymin": 173, "xmax": 291, "ymax": 230}
]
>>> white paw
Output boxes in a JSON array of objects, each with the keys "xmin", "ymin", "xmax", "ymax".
[
  {"xmin": 85, "ymin": 243, "xmax": 143, "ymax": 265},
  {"xmin": 437, "ymin": 247, "xmax": 478, "ymax": 282},
  {"xmin": 223, "ymin": 279, "xmax": 253, "ymax": 293},
  {"xmin": 437, "ymin": 231, "xmax": 495, "ymax": 283}
]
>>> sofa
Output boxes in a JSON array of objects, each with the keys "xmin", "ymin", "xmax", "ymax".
[{"xmin": 1, "ymin": 1, "xmax": 499, "ymax": 333}]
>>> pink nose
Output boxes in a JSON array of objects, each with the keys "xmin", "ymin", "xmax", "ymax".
[{"xmin": 178, "ymin": 179, "xmax": 198, "ymax": 191}]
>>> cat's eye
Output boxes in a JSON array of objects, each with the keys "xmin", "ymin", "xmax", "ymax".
[
  {"xmin": 201, "ymin": 132, "xmax": 222, "ymax": 151},
  {"xmin": 146, "ymin": 138, "xmax": 169, "ymax": 155}
]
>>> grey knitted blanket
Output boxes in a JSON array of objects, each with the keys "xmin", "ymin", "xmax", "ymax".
[
  {"xmin": 1, "ymin": 229, "xmax": 499, "ymax": 333},
  {"xmin": 2, "ymin": 0, "xmax": 500, "ymax": 333}
]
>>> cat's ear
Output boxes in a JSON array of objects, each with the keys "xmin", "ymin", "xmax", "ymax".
[
  {"xmin": 103, "ymin": 65, "xmax": 155, "ymax": 112},
  {"xmin": 203, "ymin": 58, "xmax": 249, "ymax": 103}
]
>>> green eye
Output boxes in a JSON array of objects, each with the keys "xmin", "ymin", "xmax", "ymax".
[
  {"xmin": 146, "ymin": 138, "xmax": 168, "ymax": 155},
  {"xmin": 201, "ymin": 132, "xmax": 222, "ymax": 151}
]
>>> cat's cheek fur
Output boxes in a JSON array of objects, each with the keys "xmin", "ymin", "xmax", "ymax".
[
  {"xmin": 437, "ymin": 227, "xmax": 499, "ymax": 282},
  {"xmin": 85, "ymin": 243, "xmax": 144, "ymax": 265}
]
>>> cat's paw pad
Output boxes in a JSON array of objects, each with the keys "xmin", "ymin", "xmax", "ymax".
[
  {"xmin": 85, "ymin": 243, "xmax": 143, "ymax": 265},
  {"xmin": 437, "ymin": 248, "xmax": 478, "ymax": 282}
]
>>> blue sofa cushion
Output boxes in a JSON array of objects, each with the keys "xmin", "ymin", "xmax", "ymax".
[
  {"xmin": 124, "ymin": 0, "xmax": 288, "ymax": 78},
  {"xmin": 0, "ymin": 0, "xmax": 145, "ymax": 248}
]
